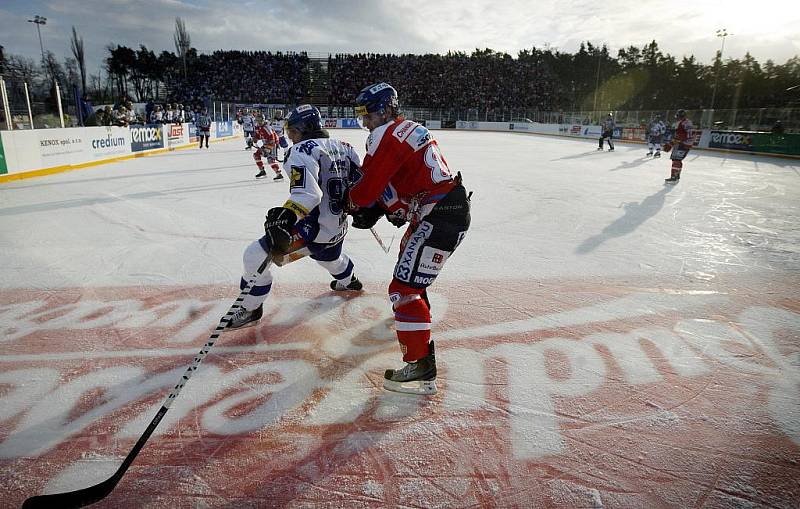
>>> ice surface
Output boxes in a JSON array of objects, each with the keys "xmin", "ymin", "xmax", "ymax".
[{"xmin": 1, "ymin": 131, "xmax": 798, "ymax": 508}]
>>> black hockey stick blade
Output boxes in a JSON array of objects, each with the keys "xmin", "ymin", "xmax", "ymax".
[
  {"xmin": 22, "ymin": 254, "xmax": 275, "ymax": 508},
  {"xmin": 22, "ymin": 404, "xmax": 169, "ymax": 508}
]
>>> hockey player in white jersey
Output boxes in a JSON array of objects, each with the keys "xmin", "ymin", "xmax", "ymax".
[
  {"xmin": 646, "ymin": 115, "xmax": 666, "ymax": 157},
  {"xmin": 270, "ymin": 110, "xmax": 289, "ymax": 161},
  {"xmin": 227, "ymin": 104, "xmax": 364, "ymax": 329},
  {"xmin": 240, "ymin": 109, "xmax": 256, "ymax": 149}
]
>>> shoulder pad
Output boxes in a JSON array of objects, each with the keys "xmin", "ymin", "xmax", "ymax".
[{"xmin": 392, "ymin": 121, "xmax": 431, "ymax": 152}]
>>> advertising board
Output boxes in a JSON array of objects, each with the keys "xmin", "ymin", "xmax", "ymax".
[
  {"xmin": 130, "ymin": 124, "xmax": 165, "ymax": 152},
  {"xmin": 85, "ymin": 126, "xmax": 129, "ymax": 157},
  {"xmin": 709, "ymin": 130, "xmax": 754, "ymax": 151},
  {"xmin": 215, "ymin": 121, "xmax": 234, "ymax": 138}
]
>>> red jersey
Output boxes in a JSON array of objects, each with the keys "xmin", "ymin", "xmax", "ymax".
[
  {"xmin": 253, "ymin": 125, "xmax": 278, "ymax": 147},
  {"xmin": 673, "ymin": 118, "xmax": 694, "ymax": 147},
  {"xmin": 350, "ymin": 118, "xmax": 455, "ymax": 221}
]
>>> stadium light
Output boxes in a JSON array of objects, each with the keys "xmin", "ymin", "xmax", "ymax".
[
  {"xmin": 27, "ymin": 15, "xmax": 48, "ymax": 78},
  {"xmin": 709, "ymin": 28, "xmax": 731, "ymax": 111}
]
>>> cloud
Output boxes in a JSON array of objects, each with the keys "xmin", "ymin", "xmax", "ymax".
[{"xmin": 1, "ymin": 0, "xmax": 798, "ymax": 79}]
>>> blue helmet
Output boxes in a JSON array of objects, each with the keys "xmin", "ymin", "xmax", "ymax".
[
  {"xmin": 285, "ymin": 104, "xmax": 322, "ymax": 134},
  {"xmin": 355, "ymin": 82, "xmax": 399, "ymax": 116}
]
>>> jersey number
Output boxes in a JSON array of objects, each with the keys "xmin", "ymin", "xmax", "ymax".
[
  {"xmin": 327, "ymin": 177, "xmax": 346, "ymax": 215},
  {"xmin": 424, "ymin": 144, "xmax": 452, "ymax": 183}
]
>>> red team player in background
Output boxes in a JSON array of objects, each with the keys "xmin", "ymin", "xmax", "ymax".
[
  {"xmin": 252, "ymin": 114, "xmax": 283, "ymax": 180},
  {"xmin": 663, "ymin": 109, "xmax": 693, "ymax": 183},
  {"xmin": 348, "ymin": 83, "xmax": 471, "ymax": 395}
]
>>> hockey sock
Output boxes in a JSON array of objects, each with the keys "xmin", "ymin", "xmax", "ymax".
[
  {"xmin": 389, "ymin": 280, "xmax": 432, "ymax": 362},
  {"xmin": 671, "ymin": 160, "xmax": 682, "ymax": 179}
]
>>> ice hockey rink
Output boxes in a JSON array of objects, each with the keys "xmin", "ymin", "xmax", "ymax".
[{"xmin": 1, "ymin": 129, "xmax": 799, "ymax": 508}]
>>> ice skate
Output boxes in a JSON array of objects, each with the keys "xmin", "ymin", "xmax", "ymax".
[
  {"xmin": 654, "ymin": 151, "xmax": 661, "ymax": 158},
  {"xmin": 646, "ymin": 151, "xmax": 653, "ymax": 156},
  {"xmin": 383, "ymin": 341, "xmax": 437, "ymax": 395},
  {"xmin": 255, "ymin": 170, "xmax": 268, "ymax": 179},
  {"xmin": 608, "ymin": 147, "xmax": 614, "ymax": 151},
  {"xmin": 330, "ymin": 274, "xmax": 363, "ymax": 291},
  {"xmin": 226, "ymin": 304, "xmax": 263, "ymax": 330},
  {"xmin": 597, "ymin": 147, "xmax": 603, "ymax": 151},
  {"xmin": 664, "ymin": 176, "xmax": 680, "ymax": 184},
  {"xmin": 273, "ymin": 173, "xmax": 284, "ymax": 181}
]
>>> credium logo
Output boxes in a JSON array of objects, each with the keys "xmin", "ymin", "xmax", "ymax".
[{"xmin": 92, "ymin": 135, "xmax": 126, "ymax": 149}]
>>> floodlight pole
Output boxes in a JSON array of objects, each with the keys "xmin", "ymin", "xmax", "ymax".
[
  {"xmin": 27, "ymin": 15, "xmax": 48, "ymax": 79},
  {"xmin": 709, "ymin": 28, "xmax": 730, "ymax": 111}
]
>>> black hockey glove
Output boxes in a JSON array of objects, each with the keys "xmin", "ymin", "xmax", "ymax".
[
  {"xmin": 264, "ymin": 207, "xmax": 297, "ymax": 253},
  {"xmin": 385, "ymin": 211, "xmax": 407, "ymax": 228},
  {"xmin": 350, "ymin": 204, "xmax": 384, "ymax": 229}
]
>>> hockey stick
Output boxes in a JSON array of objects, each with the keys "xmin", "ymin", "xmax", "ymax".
[
  {"xmin": 369, "ymin": 227, "xmax": 393, "ymax": 253},
  {"xmin": 21, "ymin": 255, "xmax": 274, "ymax": 509}
]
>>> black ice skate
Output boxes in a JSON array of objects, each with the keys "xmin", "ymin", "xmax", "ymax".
[
  {"xmin": 664, "ymin": 176, "xmax": 680, "ymax": 184},
  {"xmin": 646, "ymin": 151, "xmax": 653, "ymax": 156},
  {"xmin": 330, "ymin": 275, "xmax": 363, "ymax": 291},
  {"xmin": 255, "ymin": 170, "xmax": 268, "ymax": 179},
  {"xmin": 226, "ymin": 304, "xmax": 263, "ymax": 330},
  {"xmin": 273, "ymin": 173, "xmax": 284, "ymax": 181},
  {"xmin": 654, "ymin": 152, "xmax": 661, "ymax": 158},
  {"xmin": 597, "ymin": 147, "xmax": 603, "ymax": 151},
  {"xmin": 383, "ymin": 341, "xmax": 437, "ymax": 395}
]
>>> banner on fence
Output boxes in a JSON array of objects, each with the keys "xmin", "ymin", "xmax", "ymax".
[
  {"xmin": 0, "ymin": 134, "xmax": 6, "ymax": 174},
  {"xmin": 38, "ymin": 131, "xmax": 85, "ymax": 164},
  {"xmin": 130, "ymin": 124, "xmax": 164, "ymax": 152},
  {"xmin": 215, "ymin": 121, "xmax": 234, "ymax": 138},
  {"xmin": 167, "ymin": 123, "xmax": 188, "ymax": 148},
  {"xmin": 709, "ymin": 130, "xmax": 754, "ymax": 151},
  {"xmin": 85, "ymin": 126, "xmax": 129, "ymax": 158}
]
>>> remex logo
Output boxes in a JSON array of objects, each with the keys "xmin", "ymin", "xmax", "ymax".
[
  {"xmin": 711, "ymin": 132, "xmax": 752, "ymax": 146},
  {"xmin": 131, "ymin": 127, "xmax": 162, "ymax": 143},
  {"xmin": 131, "ymin": 125, "xmax": 165, "ymax": 152}
]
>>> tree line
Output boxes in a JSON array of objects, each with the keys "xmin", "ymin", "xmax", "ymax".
[{"xmin": 1, "ymin": 34, "xmax": 798, "ymax": 112}]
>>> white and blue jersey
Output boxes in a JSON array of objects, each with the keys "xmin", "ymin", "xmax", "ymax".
[{"xmin": 281, "ymin": 136, "xmax": 361, "ymax": 245}]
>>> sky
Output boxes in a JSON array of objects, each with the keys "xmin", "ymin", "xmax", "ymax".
[{"xmin": 1, "ymin": 0, "xmax": 799, "ymax": 77}]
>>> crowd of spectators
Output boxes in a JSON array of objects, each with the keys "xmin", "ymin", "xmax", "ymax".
[
  {"xmin": 167, "ymin": 50, "xmax": 309, "ymax": 105},
  {"xmin": 87, "ymin": 99, "xmax": 203, "ymax": 127},
  {"xmin": 158, "ymin": 50, "xmax": 555, "ymax": 112},
  {"xmin": 327, "ymin": 52, "xmax": 556, "ymax": 110}
]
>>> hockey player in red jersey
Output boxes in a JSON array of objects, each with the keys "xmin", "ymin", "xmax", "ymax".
[
  {"xmin": 348, "ymin": 82, "xmax": 471, "ymax": 395},
  {"xmin": 252, "ymin": 114, "xmax": 283, "ymax": 180},
  {"xmin": 663, "ymin": 109, "xmax": 693, "ymax": 183}
]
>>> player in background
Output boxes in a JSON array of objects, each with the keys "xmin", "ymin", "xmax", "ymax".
[
  {"xmin": 196, "ymin": 107, "xmax": 212, "ymax": 149},
  {"xmin": 663, "ymin": 109, "xmax": 693, "ymax": 183},
  {"xmin": 227, "ymin": 104, "xmax": 363, "ymax": 330},
  {"xmin": 252, "ymin": 114, "xmax": 282, "ymax": 180},
  {"xmin": 598, "ymin": 113, "xmax": 615, "ymax": 151},
  {"xmin": 240, "ymin": 109, "xmax": 256, "ymax": 150},
  {"xmin": 646, "ymin": 114, "xmax": 666, "ymax": 157},
  {"xmin": 348, "ymin": 82, "xmax": 471, "ymax": 395},
  {"xmin": 271, "ymin": 110, "xmax": 289, "ymax": 161}
]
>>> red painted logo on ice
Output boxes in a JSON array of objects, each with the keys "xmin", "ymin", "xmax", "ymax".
[{"xmin": 1, "ymin": 279, "xmax": 798, "ymax": 507}]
